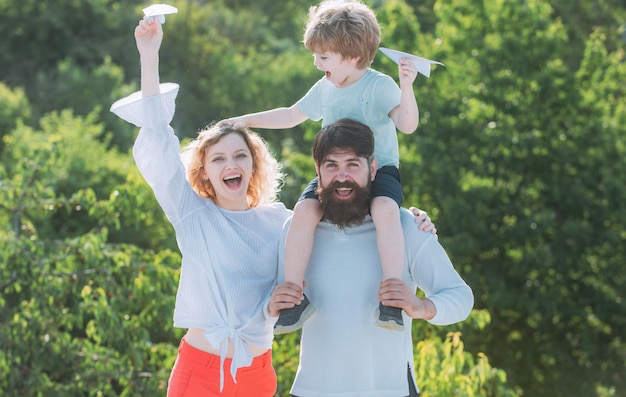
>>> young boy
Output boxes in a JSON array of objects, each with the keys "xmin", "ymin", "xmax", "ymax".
[{"xmin": 221, "ymin": 0, "xmax": 420, "ymax": 333}]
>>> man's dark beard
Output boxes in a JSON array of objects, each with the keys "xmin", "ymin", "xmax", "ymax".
[{"xmin": 317, "ymin": 180, "xmax": 372, "ymax": 229}]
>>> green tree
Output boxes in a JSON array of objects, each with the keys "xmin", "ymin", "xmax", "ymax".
[
  {"xmin": 0, "ymin": 83, "xmax": 31, "ymax": 153},
  {"xmin": 0, "ymin": 111, "xmax": 181, "ymax": 395},
  {"xmin": 0, "ymin": 0, "xmax": 143, "ymax": 89},
  {"xmin": 399, "ymin": 1, "xmax": 626, "ymax": 395},
  {"xmin": 549, "ymin": 0, "xmax": 626, "ymax": 69}
]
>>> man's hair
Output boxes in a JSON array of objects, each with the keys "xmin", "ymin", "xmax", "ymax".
[
  {"xmin": 303, "ymin": 0, "xmax": 380, "ymax": 69},
  {"xmin": 313, "ymin": 118, "xmax": 375, "ymax": 166}
]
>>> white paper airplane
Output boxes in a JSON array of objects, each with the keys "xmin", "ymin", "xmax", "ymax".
[
  {"xmin": 143, "ymin": 4, "xmax": 178, "ymax": 24},
  {"xmin": 379, "ymin": 47, "xmax": 444, "ymax": 78}
]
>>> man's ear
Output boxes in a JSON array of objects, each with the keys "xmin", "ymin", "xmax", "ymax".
[{"xmin": 370, "ymin": 158, "xmax": 378, "ymax": 181}]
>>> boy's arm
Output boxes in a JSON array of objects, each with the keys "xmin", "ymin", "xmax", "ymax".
[
  {"xmin": 389, "ymin": 57, "xmax": 419, "ymax": 134},
  {"xmin": 221, "ymin": 105, "xmax": 308, "ymax": 129}
]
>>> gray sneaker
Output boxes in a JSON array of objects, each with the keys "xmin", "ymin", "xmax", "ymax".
[
  {"xmin": 274, "ymin": 294, "xmax": 316, "ymax": 335},
  {"xmin": 375, "ymin": 302, "xmax": 405, "ymax": 331}
]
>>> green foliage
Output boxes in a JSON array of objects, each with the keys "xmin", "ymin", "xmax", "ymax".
[
  {"xmin": 549, "ymin": 0, "xmax": 626, "ymax": 69},
  {"xmin": 3, "ymin": 109, "xmax": 121, "ymax": 239},
  {"xmin": 415, "ymin": 332, "xmax": 517, "ymax": 397},
  {"xmin": 0, "ymin": 229, "xmax": 181, "ymax": 396},
  {"xmin": 0, "ymin": 0, "xmax": 143, "ymax": 88},
  {"xmin": 0, "ymin": 108, "xmax": 182, "ymax": 395},
  {"xmin": 0, "ymin": 105, "xmax": 176, "ymax": 248},
  {"xmin": 399, "ymin": 1, "xmax": 626, "ymax": 395},
  {"xmin": 0, "ymin": 83, "xmax": 31, "ymax": 152},
  {"xmin": 410, "ymin": 310, "xmax": 520, "ymax": 396},
  {"xmin": 272, "ymin": 332, "xmax": 302, "ymax": 396},
  {"xmin": 32, "ymin": 57, "xmax": 136, "ymax": 151}
]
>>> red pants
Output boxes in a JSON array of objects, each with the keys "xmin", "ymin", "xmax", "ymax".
[{"xmin": 167, "ymin": 338, "xmax": 277, "ymax": 397}]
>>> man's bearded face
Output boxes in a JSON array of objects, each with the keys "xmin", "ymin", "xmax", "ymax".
[{"xmin": 317, "ymin": 178, "xmax": 372, "ymax": 229}]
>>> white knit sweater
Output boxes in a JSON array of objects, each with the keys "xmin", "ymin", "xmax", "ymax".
[{"xmin": 111, "ymin": 84, "xmax": 291, "ymax": 388}]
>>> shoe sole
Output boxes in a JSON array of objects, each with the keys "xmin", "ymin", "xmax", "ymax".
[
  {"xmin": 374, "ymin": 307, "xmax": 405, "ymax": 332},
  {"xmin": 274, "ymin": 304, "xmax": 316, "ymax": 335}
]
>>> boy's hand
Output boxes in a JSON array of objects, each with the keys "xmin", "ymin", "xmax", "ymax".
[
  {"xmin": 398, "ymin": 57, "xmax": 418, "ymax": 87},
  {"xmin": 217, "ymin": 117, "xmax": 248, "ymax": 129}
]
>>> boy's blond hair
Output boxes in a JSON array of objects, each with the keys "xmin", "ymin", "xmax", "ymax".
[{"xmin": 304, "ymin": 0, "xmax": 381, "ymax": 69}]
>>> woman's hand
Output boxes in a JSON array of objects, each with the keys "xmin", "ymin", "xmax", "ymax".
[{"xmin": 134, "ymin": 16, "xmax": 163, "ymax": 58}]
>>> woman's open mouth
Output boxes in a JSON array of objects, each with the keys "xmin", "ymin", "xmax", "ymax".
[{"xmin": 223, "ymin": 174, "xmax": 242, "ymax": 188}]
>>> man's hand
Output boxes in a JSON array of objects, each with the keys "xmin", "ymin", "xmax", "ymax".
[
  {"xmin": 268, "ymin": 281, "xmax": 304, "ymax": 318},
  {"xmin": 379, "ymin": 278, "xmax": 436, "ymax": 320},
  {"xmin": 409, "ymin": 207, "xmax": 437, "ymax": 235}
]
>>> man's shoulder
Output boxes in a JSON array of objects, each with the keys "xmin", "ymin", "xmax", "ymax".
[
  {"xmin": 399, "ymin": 207, "xmax": 416, "ymax": 222},
  {"xmin": 399, "ymin": 208, "xmax": 434, "ymax": 239}
]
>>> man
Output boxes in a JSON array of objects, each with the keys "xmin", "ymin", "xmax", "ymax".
[{"xmin": 269, "ymin": 118, "xmax": 474, "ymax": 397}]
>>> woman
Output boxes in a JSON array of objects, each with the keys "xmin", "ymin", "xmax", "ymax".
[
  {"xmin": 111, "ymin": 15, "xmax": 435, "ymax": 397},
  {"xmin": 111, "ymin": 16, "xmax": 288, "ymax": 396}
]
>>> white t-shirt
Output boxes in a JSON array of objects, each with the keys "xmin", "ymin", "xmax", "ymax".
[{"xmin": 278, "ymin": 209, "xmax": 473, "ymax": 397}]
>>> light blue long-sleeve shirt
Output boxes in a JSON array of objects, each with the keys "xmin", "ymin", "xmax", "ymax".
[{"xmin": 280, "ymin": 209, "xmax": 474, "ymax": 397}]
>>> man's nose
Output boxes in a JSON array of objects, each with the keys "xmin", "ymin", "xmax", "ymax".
[{"xmin": 335, "ymin": 169, "xmax": 349, "ymax": 181}]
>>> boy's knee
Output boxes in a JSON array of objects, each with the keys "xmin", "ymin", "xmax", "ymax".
[
  {"xmin": 293, "ymin": 198, "xmax": 322, "ymax": 222},
  {"xmin": 371, "ymin": 197, "xmax": 400, "ymax": 218}
]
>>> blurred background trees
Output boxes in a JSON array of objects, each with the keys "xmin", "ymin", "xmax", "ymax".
[{"xmin": 1, "ymin": 0, "xmax": 624, "ymax": 395}]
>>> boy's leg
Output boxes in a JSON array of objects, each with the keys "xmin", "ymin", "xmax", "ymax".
[
  {"xmin": 284, "ymin": 198, "xmax": 321, "ymax": 286},
  {"xmin": 371, "ymin": 196, "xmax": 405, "ymax": 331},
  {"xmin": 274, "ymin": 198, "xmax": 321, "ymax": 334}
]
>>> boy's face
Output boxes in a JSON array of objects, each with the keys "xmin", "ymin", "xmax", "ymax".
[{"xmin": 312, "ymin": 51, "xmax": 363, "ymax": 88}]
